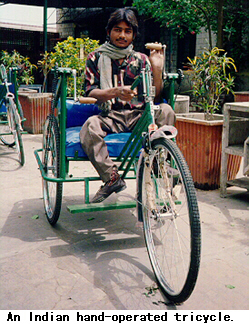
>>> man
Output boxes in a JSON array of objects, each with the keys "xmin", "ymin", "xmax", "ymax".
[{"xmin": 80, "ymin": 7, "xmax": 175, "ymax": 203}]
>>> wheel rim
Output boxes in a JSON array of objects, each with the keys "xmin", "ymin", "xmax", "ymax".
[
  {"xmin": 12, "ymin": 114, "xmax": 24, "ymax": 165},
  {"xmin": 13, "ymin": 127, "xmax": 23, "ymax": 163},
  {"xmin": 0, "ymin": 108, "xmax": 15, "ymax": 146},
  {"xmin": 42, "ymin": 119, "xmax": 59, "ymax": 221},
  {"xmin": 7, "ymin": 98, "xmax": 24, "ymax": 164},
  {"xmin": 0, "ymin": 121, "xmax": 15, "ymax": 146}
]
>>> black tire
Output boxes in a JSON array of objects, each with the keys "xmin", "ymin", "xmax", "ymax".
[
  {"xmin": 8, "ymin": 97, "xmax": 25, "ymax": 165},
  {"xmin": 14, "ymin": 121, "xmax": 25, "ymax": 166},
  {"xmin": 137, "ymin": 137, "xmax": 201, "ymax": 304},
  {"xmin": 42, "ymin": 115, "xmax": 62, "ymax": 225}
]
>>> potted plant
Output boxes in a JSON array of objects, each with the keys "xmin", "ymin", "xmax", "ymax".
[
  {"xmin": 0, "ymin": 50, "xmax": 54, "ymax": 134},
  {"xmin": 0, "ymin": 50, "xmax": 46, "ymax": 133},
  {"xmin": 175, "ymin": 47, "xmax": 241, "ymax": 189}
]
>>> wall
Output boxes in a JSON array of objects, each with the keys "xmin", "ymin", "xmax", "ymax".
[
  {"xmin": 195, "ymin": 28, "xmax": 217, "ymax": 56},
  {"xmin": 56, "ymin": 10, "xmax": 74, "ymax": 39}
]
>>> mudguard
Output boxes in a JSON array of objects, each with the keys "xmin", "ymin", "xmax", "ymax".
[{"xmin": 150, "ymin": 125, "xmax": 178, "ymax": 141}]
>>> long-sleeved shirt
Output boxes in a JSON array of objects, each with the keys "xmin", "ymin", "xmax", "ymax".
[{"xmin": 84, "ymin": 49, "xmax": 151, "ymax": 110}]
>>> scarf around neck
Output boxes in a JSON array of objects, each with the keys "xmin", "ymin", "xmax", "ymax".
[{"xmin": 96, "ymin": 42, "xmax": 134, "ymax": 111}]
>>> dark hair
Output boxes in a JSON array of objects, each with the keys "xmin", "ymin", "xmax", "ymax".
[{"xmin": 106, "ymin": 7, "xmax": 138, "ymax": 36}]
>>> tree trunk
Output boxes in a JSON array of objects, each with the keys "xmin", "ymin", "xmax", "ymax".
[
  {"xmin": 208, "ymin": 21, "xmax": 213, "ymax": 49},
  {"xmin": 217, "ymin": 0, "xmax": 225, "ymax": 48}
]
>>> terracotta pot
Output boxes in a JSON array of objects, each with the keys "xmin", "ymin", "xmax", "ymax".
[
  {"xmin": 19, "ymin": 92, "xmax": 52, "ymax": 134},
  {"xmin": 175, "ymin": 113, "xmax": 241, "ymax": 190},
  {"xmin": 234, "ymin": 91, "xmax": 249, "ymax": 102}
]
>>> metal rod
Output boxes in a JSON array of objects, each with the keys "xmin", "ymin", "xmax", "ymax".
[{"xmin": 43, "ymin": 0, "xmax": 48, "ymax": 53}]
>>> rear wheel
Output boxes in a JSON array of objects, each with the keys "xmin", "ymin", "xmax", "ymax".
[
  {"xmin": 42, "ymin": 115, "xmax": 62, "ymax": 225},
  {"xmin": 137, "ymin": 137, "xmax": 201, "ymax": 304}
]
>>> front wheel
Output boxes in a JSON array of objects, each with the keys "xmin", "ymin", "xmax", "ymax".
[
  {"xmin": 137, "ymin": 137, "xmax": 201, "ymax": 304},
  {"xmin": 42, "ymin": 115, "xmax": 62, "ymax": 225},
  {"xmin": 8, "ymin": 97, "xmax": 25, "ymax": 165}
]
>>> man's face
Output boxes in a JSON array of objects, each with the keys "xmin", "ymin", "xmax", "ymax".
[{"xmin": 108, "ymin": 21, "xmax": 134, "ymax": 48}]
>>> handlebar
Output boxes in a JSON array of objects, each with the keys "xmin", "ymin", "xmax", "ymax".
[
  {"xmin": 145, "ymin": 43, "xmax": 165, "ymax": 51},
  {"xmin": 78, "ymin": 97, "xmax": 97, "ymax": 104}
]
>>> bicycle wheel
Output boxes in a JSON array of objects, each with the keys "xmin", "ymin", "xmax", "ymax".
[
  {"xmin": 8, "ymin": 97, "xmax": 25, "ymax": 165},
  {"xmin": 137, "ymin": 137, "xmax": 201, "ymax": 304},
  {"xmin": 42, "ymin": 115, "xmax": 62, "ymax": 225},
  {"xmin": 0, "ymin": 107, "xmax": 15, "ymax": 147}
]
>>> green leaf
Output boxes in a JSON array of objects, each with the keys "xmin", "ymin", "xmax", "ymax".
[
  {"xmin": 144, "ymin": 284, "xmax": 159, "ymax": 297},
  {"xmin": 31, "ymin": 215, "xmax": 39, "ymax": 220},
  {"xmin": 225, "ymin": 284, "xmax": 235, "ymax": 289},
  {"xmin": 87, "ymin": 217, "xmax": 95, "ymax": 221}
]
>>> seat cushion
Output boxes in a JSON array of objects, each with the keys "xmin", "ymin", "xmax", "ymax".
[
  {"xmin": 66, "ymin": 126, "xmax": 133, "ymax": 158},
  {"xmin": 66, "ymin": 99, "xmax": 100, "ymax": 128}
]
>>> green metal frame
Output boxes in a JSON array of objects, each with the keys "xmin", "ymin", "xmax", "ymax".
[
  {"xmin": 34, "ymin": 67, "xmax": 178, "ymax": 213},
  {"xmin": 0, "ymin": 66, "xmax": 26, "ymax": 135},
  {"xmin": 166, "ymin": 73, "xmax": 180, "ymax": 111}
]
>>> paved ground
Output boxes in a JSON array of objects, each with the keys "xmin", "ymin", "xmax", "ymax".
[{"xmin": 0, "ymin": 133, "xmax": 248, "ymax": 310}]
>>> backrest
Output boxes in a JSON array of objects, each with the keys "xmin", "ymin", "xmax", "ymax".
[{"xmin": 66, "ymin": 99, "xmax": 100, "ymax": 128}]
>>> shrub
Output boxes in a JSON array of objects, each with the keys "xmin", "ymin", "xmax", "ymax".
[
  {"xmin": 38, "ymin": 36, "xmax": 99, "ymax": 96},
  {"xmin": 187, "ymin": 47, "xmax": 237, "ymax": 115},
  {"xmin": 0, "ymin": 49, "xmax": 37, "ymax": 85}
]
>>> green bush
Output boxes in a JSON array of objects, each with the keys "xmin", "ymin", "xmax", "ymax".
[
  {"xmin": 38, "ymin": 36, "xmax": 99, "ymax": 96},
  {"xmin": 0, "ymin": 49, "xmax": 37, "ymax": 85}
]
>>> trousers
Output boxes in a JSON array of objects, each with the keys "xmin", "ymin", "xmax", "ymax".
[{"xmin": 80, "ymin": 103, "xmax": 175, "ymax": 183}]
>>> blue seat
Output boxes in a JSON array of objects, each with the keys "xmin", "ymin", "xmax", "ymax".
[
  {"xmin": 65, "ymin": 99, "xmax": 133, "ymax": 158},
  {"xmin": 66, "ymin": 99, "xmax": 100, "ymax": 128},
  {"xmin": 66, "ymin": 127, "xmax": 132, "ymax": 158}
]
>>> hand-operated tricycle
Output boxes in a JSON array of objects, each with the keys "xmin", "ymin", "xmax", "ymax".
[{"xmin": 34, "ymin": 43, "xmax": 201, "ymax": 304}]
